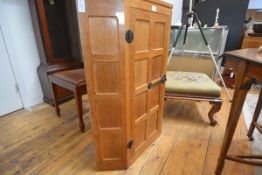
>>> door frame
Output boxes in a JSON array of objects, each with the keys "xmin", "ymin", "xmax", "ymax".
[{"xmin": 0, "ymin": 25, "xmax": 24, "ymax": 115}]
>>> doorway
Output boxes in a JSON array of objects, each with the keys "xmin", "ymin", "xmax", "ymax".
[{"xmin": 0, "ymin": 26, "xmax": 23, "ymax": 116}]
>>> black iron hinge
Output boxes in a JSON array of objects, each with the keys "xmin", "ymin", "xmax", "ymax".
[
  {"xmin": 125, "ymin": 30, "xmax": 134, "ymax": 43},
  {"xmin": 127, "ymin": 140, "xmax": 134, "ymax": 149}
]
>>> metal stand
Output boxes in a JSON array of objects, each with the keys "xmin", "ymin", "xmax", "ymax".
[{"xmin": 168, "ymin": 11, "xmax": 232, "ymax": 101}]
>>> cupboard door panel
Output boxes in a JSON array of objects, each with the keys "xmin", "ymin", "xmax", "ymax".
[
  {"xmin": 147, "ymin": 111, "xmax": 158, "ymax": 138},
  {"xmin": 152, "ymin": 22, "xmax": 166, "ymax": 49},
  {"xmin": 148, "ymin": 86, "xmax": 160, "ymax": 110},
  {"xmin": 135, "ymin": 59, "xmax": 148, "ymax": 88},
  {"xmin": 151, "ymin": 55, "xmax": 162, "ymax": 80},
  {"xmin": 134, "ymin": 10, "xmax": 150, "ymax": 52},
  {"xmin": 135, "ymin": 20, "xmax": 150, "ymax": 51},
  {"xmin": 135, "ymin": 92, "xmax": 147, "ymax": 121},
  {"xmin": 134, "ymin": 121, "xmax": 147, "ymax": 150}
]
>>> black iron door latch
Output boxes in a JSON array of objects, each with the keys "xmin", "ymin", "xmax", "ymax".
[{"xmin": 147, "ymin": 74, "xmax": 167, "ymax": 89}]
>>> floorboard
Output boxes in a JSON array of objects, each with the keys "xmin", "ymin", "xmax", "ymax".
[{"xmin": 0, "ymin": 91, "xmax": 255, "ymax": 175}]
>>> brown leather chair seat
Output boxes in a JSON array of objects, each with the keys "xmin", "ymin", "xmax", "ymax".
[{"xmin": 51, "ymin": 69, "xmax": 85, "ymax": 85}]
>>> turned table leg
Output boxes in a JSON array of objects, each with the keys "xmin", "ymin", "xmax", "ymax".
[
  {"xmin": 247, "ymin": 90, "xmax": 262, "ymax": 140},
  {"xmin": 215, "ymin": 61, "xmax": 251, "ymax": 175},
  {"xmin": 51, "ymin": 82, "xmax": 60, "ymax": 116},
  {"xmin": 73, "ymin": 87, "xmax": 85, "ymax": 133},
  {"xmin": 215, "ymin": 89, "xmax": 249, "ymax": 174}
]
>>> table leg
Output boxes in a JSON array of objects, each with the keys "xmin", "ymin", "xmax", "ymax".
[
  {"xmin": 215, "ymin": 61, "xmax": 251, "ymax": 175},
  {"xmin": 247, "ymin": 90, "xmax": 262, "ymax": 140},
  {"xmin": 215, "ymin": 89, "xmax": 249, "ymax": 174},
  {"xmin": 51, "ymin": 82, "xmax": 60, "ymax": 116},
  {"xmin": 73, "ymin": 87, "xmax": 85, "ymax": 133}
]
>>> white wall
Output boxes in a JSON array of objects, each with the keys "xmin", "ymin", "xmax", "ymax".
[
  {"xmin": 162, "ymin": 0, "xmax": 183, "ymax": 25},
  {"xmin": 248, "ymin": 0, "xmax": 262, "ymax": 9},
  {"xmin": 0, "ymin": 0, "xmax": 181, "ymax": 109},
  {"xmin": 0, "ymin": 0, "xmax": 43, "ymax": 108}
]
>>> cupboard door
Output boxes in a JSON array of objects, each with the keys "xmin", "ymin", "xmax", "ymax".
[{"xmin": 129, "ymin": 8, "xmax": 170, "ymax": 161}]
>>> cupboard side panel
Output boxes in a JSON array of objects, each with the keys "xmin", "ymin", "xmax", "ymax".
[{"xmin": 77, "ymin": 0, "xmax": 128, "ymax": 170}]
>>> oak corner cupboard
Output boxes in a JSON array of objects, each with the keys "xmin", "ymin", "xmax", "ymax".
[{"xmin": 77, "ymin": 0, "xmax": 173, "ymax": 170}]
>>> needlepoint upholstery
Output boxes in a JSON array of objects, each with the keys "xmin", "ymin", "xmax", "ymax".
[{"xmin": 165, "ymin": 71, "xmax": 221, "ymax": 97}]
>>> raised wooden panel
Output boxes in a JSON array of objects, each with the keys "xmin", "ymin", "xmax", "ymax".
[
  {"xmin": 135, "ymin": 20, "xmax": 150, "ymax": 51},
  {"xmin": 135, "ymin": 59, "xmax": 148, "ymax": 88},
  {"xmin": 151, "ymin": 55, "xmax": 162, "ymax": 80},
  {"xmin": 152, "ymin": 22, "xmax": 165, "ymax": 49},
  {"xmin": 135, "ymin": 92, "xmax": 147, "ymax": 121},
  {"xmin": 147, "ymin": 111, "xmax": 158, "ymax": 138},
  {"xmin": 134, "ymin": 121, "xmax": 147, "ymax": 150},
  {"xmin": 93, "ymin": 63, "xmax": 120, "ymax": 93},
  {"xmin": 148, "ymin": 86, "xmax": 160, "ymax": 110},
  {"xmin": 89, "ymin": 17, "xmax": 118, "ymax": 55},
  {"xmin": 96, "ymin": 99, "xmax": 121, "ymax": 128},
  {"xmin": 100, "ymin": 132, "xmax": 122, "ymax": 159}
]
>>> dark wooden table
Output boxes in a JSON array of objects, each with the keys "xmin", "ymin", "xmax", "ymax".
[{"xmin": 215, "ymin": 48, "xmax": 262, "ymax": 175}]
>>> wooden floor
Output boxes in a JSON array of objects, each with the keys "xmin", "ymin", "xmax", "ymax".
[{"xmin": 0, "ymin": 91, "xmax": 256, "ymax": 175}]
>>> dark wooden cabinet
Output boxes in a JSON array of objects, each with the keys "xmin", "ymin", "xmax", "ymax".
[
  {"xmin": 246, "ymin": 9, "xmax": 262, "ymax": 22},
  {"xmin": 29, "ymin": 0, "xmax": 83, "ymax": 104},
  {"xmin": 241, "ymin": 36, "xmax": 262, "ymax": 49}
]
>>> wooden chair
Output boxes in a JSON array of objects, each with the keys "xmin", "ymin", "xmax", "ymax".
[
  {"xmin": 48, "ymin": 69, "xmax": 87, "ymax": 132},
  {"xmin": 165, "ymin": 71, "xmax": 222, "ymax": 126}
]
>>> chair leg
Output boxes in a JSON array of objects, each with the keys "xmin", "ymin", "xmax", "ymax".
[
  {"xmin": 208, "ymin": 101, "xmax": 222, "ymax": 126},
  {"xmin": 247, "ymin": 90, "xmax": 262, "ymax": 140},
  {"xmin": 51, "ymin": 82, "xmax": 60, "ymax": 116},
  {"xmin": 73, "ymin": 87, "xmax": 85, "ymax": 133}
]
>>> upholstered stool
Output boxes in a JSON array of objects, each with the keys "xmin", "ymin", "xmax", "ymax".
[
  {"xmin": 49, "ymin": 69, "xmax": 87, "ymax": 132},
  {"xmin": 165, "ymin": 71, "xmax": 222, "ymax": 126}
]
